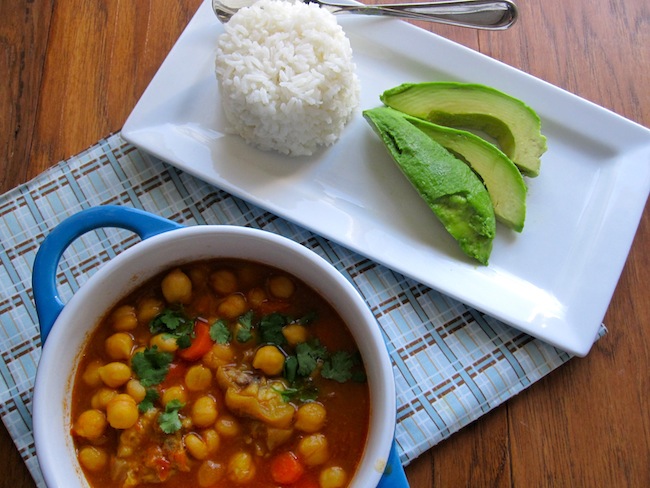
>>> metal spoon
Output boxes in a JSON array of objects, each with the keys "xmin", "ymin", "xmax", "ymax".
[{"xmin": 212, "ymin": 0, "xmax": 518, "ymax": 30}]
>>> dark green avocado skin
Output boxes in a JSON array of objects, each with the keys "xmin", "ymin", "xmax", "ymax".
[{"xmin": 364, "ymin": 106, "xmax": 495, "ymax": 265}]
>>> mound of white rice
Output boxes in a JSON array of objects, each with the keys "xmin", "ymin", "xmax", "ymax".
[{"xmin": 215, "ymin": 0, "xmax": 360, "ymax": 156}]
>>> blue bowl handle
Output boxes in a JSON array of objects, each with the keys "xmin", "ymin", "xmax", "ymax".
[
  {"xmin": 32, "ymin": 205, "xmax": 183, "ymax": 344},
  {"xmin": 377, "ymin": 439, "xmax": 410, "ymax": 487}
]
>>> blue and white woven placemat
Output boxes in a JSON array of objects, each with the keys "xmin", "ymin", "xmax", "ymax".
[{"xmin": 0, "ymin": 133, "xmax": 605, "ymax": 487}]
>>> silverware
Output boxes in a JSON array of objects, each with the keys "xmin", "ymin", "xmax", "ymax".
[{"xmin": 212, "ymin": 0, "xmax": 518, "ymax": 30}]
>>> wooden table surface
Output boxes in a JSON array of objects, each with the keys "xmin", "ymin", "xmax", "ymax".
[{"xmin": 1, "ymin": 0, "xmax": 648, "ymax": 486}]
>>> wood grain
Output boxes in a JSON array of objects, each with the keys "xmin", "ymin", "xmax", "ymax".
[{"xmin": 1, "ymin": 1, "xmax": 648, "ymax": 487}]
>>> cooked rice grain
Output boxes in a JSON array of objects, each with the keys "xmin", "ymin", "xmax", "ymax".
[{"xmin": 215, "ymin": 0, "xmax": 360, "ymax": 156}]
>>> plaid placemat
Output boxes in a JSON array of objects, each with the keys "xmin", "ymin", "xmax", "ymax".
[{"xmin": 0, "ymin": 133, "xmax": 605, "ymax": 487}]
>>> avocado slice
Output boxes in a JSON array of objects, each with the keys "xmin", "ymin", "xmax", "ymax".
[
  {"xmin": 380, "ymin": 82, "xmax": 547, "ymax": 177},
  {"xmin": 363, "ymin": 106, "xmax": 495, "ymax": 265},
  {"xmin": 405, "ymin": 115, "xmax": 527, "ymax": 232}
]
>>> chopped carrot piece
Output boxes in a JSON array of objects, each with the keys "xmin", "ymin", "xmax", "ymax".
[
  {"xmin": 178, "ymin": 320, "xmax": 214, "ymax": 361},
  {"xmin": 271, "ymin": 451, "xmax": 305, "ymax": 484}
]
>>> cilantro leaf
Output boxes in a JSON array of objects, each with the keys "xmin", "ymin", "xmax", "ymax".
[
  {"xmin": 350, "ymin": 351, "xmax": 367, "ymax": 383},
  {"xmin": 259, "ymin": 312, "xmax": 288, "ymax": 345},
  {"xmin": 209, "ymin": 319, "xmax": 231, "ymax": 344},
  {"xmin": 236, "ymin": 327, "xmax": 253, "ymax": 343},
  {"xmin": 297, "ymin": 311, "xmax": 318, "ymax": 325},
  {"xmin": 239, "ymin": 310, "xmax": 254, "ymax": 327},
  {"xmin": 159, "ymin": 399, "xmax": 184, "ymax": 434},
  {"xmin": 293, "ymin": 340, "xmax": 327, "ymax": 377},
  {"xmin": 149, "ymin": 308, "xmax": 196, "ymax": 350},
  {"xmin": 138, "ymin": 388, "xmax": 160, "ymax": 413},
  {"xmin": 132, "ymin": 347, "xmax": 173, "ymax": 387},
  {"xmin": 175, "ymin": 334, "xmax": 192, "ymax": 349},
  {"xmin": 321, "ymin": 351, "xmax": 354, "ymax": 383},
  {"xmin": 150, "ymin": 308, "xmax": 192, "ymax": 334},
  {"xmin": 235, "ymin": 311, "xmax": 254, "ymax": 343},
  {"xmin": 278, "ymin": 383, "xmax": 319, "ymax": 403},
  {"xmin": 351, "ymin": 370, "xmax": 367, "ymax": 383},
  {"xmin": 284, "ymin": 355, "xmax": 298, "ymax": 383},
  {"xmin": 296, "ymin": 343, "xmax": 319, "ymax": 376}
]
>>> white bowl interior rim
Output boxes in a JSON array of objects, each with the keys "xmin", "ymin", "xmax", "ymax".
[{"xmin": 33, "ymin": 225, "xmax": 396, "ymax": 487}]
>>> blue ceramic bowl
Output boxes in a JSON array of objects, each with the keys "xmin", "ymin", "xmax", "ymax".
[{"xmin": 31, "ymin": 206, "xmax": 408, "ymax": 488}]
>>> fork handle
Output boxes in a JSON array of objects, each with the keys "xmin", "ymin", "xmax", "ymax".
[{"xmin": 323, "ymin": 0, "xmax": 518, "ymax": 30}]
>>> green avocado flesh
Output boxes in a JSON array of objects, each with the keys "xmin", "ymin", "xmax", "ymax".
[
  {"xmin": 405, "ymin": 115, "xmax": 527, "ymax": 232},
  {"xmin": 363, "ymin": 106, "xmax": 495, "ymax": 265},
  {"xmin": 380, "ymin": 82, "xmax": 547, "ymax": 177}
]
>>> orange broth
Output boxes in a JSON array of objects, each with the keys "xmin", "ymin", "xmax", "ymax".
[{"xmin": 70, "ymin": 259, "xmax": 370, "ymax": 488}]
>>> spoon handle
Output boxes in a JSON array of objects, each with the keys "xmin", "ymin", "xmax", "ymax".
[{"xmin": 317, "ymin": 0, "xmax": 518, "ymax": 30}]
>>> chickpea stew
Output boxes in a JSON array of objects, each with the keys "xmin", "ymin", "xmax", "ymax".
[{"xmin": 70, "ymin": 259, "xmax": 370, "ymax": 488}]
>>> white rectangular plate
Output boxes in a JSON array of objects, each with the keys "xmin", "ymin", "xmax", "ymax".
[{"xmin": 123, "ymin": 0, "xmax": 650, "ymax": 356}]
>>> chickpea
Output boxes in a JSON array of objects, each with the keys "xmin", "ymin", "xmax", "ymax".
[
  {"xmin": 81, "ymin": 360, "xmax": 103, "ymax": 387},
  {"xmin": 209, "ymin": 269, "xmax": 238, "ymax": 295},
  {"xmin": 77, "ymin": 446, "xmax": 108, "ymax": 472},
  {"xmin": 185, "ymin": 433, "xmax": 209, "ymax": 460},
  {"xmin": 217, "ymin": 293, "xmax": 248, "ymax": 319},
  {"xmin": 125, "ymin": 379, "xmax": 146, "ymax": 403},
  {"xmin": 192, "ymin": 395, "xmax": 218, "ymax": 428},
  {"xmin": 266, "ymin": 427, "xmax": 294, "ymax": 451},
  {"xmin": 106, "ymin": 394, "xmax": 139, "ymax": 430},
  {"xmin": 319, "ymin": 466, "xmax": 347, "ymax": 488},
  {"xmin": 161, "ymin": 268, "xmax": 192, "ymax": 304},
  {"xmin": 192, "ymin": 292, "xmax": 217, "ymax": 316},
  {"xmin": 198, "ymin": 460, "xmax": 225, "ymax": 487},
  {"xmin": 203, "ymin": 428, "xmax": 221, "ymax": 453},
  {"xmin": 98, "ymin": 362, "xmax": 131, "ymax": 388},
  {"xmin": 137, "ymin": 297, "xmax": 164, "ymax": 326},
  {"xmin": 105, "ymin": 332, "xmax": 133, "ymax": 360},
  {"xmin": 117, "ymin": 429, "xmax": 137, "ymax": 458},
  {"xmin": 188, "ymin": 264, "xmax": 210, "ymax": 289},
  {"xmin": 237, "ymin": 265, "xmax": 263, "ymax": 288},
  {"xmin": 185, "ymin": 364, "xmax": 212, "ymax": 391},
  {"xmin": 111, "ymin": 304, "xmax": 138, "ymax": 331},
  {"xmin": 182, "ymin": 417, "xmax": 193, "ymax": 430},
  {"xmin": 91, "ymin": 387, "xmax": 118, "ymax": 410},
  {"xmin": 295, "ymin": 402, "xmax": 327, "ymax": 433},
  {"xmin": 162, "ymin": 385, "xmax": 187, "ymax": 406},
  {"xmin": 149, "ymin": 333, "xmax": 179, "ymax": 353},
  {"xmin": 202, "ymin": 343, "xmax": 235, "ymax": 369},
  {"xmin": 215, "ymin": 414, "xmax": 241, "ymax": 438},
  {"xmin": 268, "ymin": 275, "xmax": 295, "ymax": 299},
  {"xmin": 247, "ymin": 287, "xmax": 267, "ymax": 309},
  {"xmin": 252, "ymin": 345, "xmax": 285, "ymax": 376},
  {"xmin": 227, "ymin": 451, "xmax": 256, "ymax": 483},
  {"xmin": 282, "ymin": 324, "xmax": 309, "ymax": 346},
  {"xmin": 298, "ymin": 434, "xmax": 330, "ymax": 466},
  {"xmin": 73, "ymin": 409, "xmax": 107, "ymax": 440}
]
